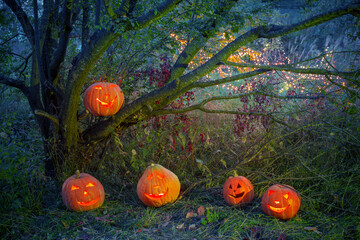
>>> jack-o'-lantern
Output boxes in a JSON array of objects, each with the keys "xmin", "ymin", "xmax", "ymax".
[
  {"xmin": 223, "ymin": 175, "xmax": 254, "ymax": 206},
  {"xmin": 137, "ymin": 163, "xmax": 180, "ymax": 207},
  {"xmin": 83, "ymin": 82, "xmax": 124, "ymax": 116},
  {"xmin": 62, "ymin": 170, "xmax": 105, "ymax": 211},
  {"xmin": 261, "ymin": 184, "xmax": 301, "ymax": 220}
]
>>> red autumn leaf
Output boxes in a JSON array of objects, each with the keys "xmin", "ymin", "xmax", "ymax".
[{"xmin": 197, "ymin": 206, "xmax": 205, "ymax": 216}]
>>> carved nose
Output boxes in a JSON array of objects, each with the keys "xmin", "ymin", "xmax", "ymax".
[
  {"xmin": 153, "ymin": 185, "xmax": 160, "ymax": 189},
  {"xmin": 84, "ymin": 190, "xmax": 89, "ymax": 196},
  {"xmin": 274, "ymin": 201, "xmax": 280, "ymax": 204}
]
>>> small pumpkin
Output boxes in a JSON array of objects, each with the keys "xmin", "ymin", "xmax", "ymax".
[
  {"xmin": 137, "ymin": 163, "xmax": 180, "ymax": 207},
  {"xmin": 83, "ymin": 82, "xmax": 124, "ymax": 116},
  {"xmin": 261, "ymin": 184, "xmax": 301, "ymax": 220},
  {"xmin": 62, "ymin": 170, "xmax": 105, "ymax": 211},
  {"xmin": 223, "ymin": 175, "xmax": 254, "ymax": 206}
]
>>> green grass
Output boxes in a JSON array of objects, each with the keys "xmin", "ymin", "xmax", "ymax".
[{"xmin": 1, "ymin": 188, "xmax": 359, "ymax": 239}]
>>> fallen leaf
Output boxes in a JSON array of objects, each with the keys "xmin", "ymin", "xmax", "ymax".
[
  {"xmin": 95, "ymin": 214, "xmax": 110, "ymax": 221},
  {"xmin": 61, "ymin": 221, "xmax": 69, "ymax": 229},
  {"xmin": 197, "ymin": 206, "xmax": 205, "ymax": 216},
  {"xmin": 162, "ymin": 221, "xmax": 170, "ymax": 227},
  {"xmin": 176, "ymin": 223, "xmax": 185, "ymax": 229},
  {"xmin": 186, "ymin": 211, "xmax": 195, "ymax": 218},
  {"xmin": 188, "ymin": 224, "xmax": 197, "ymax": 230},
  {"xmin": 304, "ymin": 227, "xmax": 317, "ymax": 231}
]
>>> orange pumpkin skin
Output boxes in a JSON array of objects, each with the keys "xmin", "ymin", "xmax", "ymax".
[
  {"xmin": 62, "ymin": 171, "xmax": 105, "ymax": 211},
  {"xmin": 137, "ymin": 164, "xmax": 180, "ymax": 207},
  {"xmin": 261, "ymin": 184, "xmax": 301, "ymax": 220},
  {"xmin": 83, "ymin": 82, "xmax": 124, "ymax": 116},
  {"xmin": 223, "ymin": 176, "xmax": 254, "ymax": 206}
]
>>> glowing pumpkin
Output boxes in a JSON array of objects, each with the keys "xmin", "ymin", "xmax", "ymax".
[
  {"xmin": 137, "ymin": 163, "xmax": 180, "ymax": 207},
  {"xmin": 62, "ymin": 170, "xmax": 105, "ymax": 211},
  {"xmin": 223, "ymin": 175, "xmax": 254, "ymax": 206},
  {"xmin": 261, "ymin": 184, "xmax": 301, "ymax": 220},
  {"xmin": 83, "ymin": 82, "xmax": 124, "ymax": 116}
]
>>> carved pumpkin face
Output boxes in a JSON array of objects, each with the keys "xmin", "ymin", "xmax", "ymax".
[
  {"xmin": 83, "ymin": 82, "xmax": 124, "ymax": 116},
  {"xmin": 223, "ymin": 176, "xmax": 254, "ymax": 206},
  {"xmin": 261, "ymin": 184, "xmax": 301, "ymax": 220},
  {"xmin": 137, "ymin": 164, "xmax": 180, "ymax": 207},
  {"xmin": 62, "ymin": 171, "xmax": 105, "ymax": 211}
]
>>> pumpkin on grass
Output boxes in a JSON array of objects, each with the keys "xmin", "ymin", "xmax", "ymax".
[
  {"xmin": 83, "ymin": 82, "xmax": 124, "ymax": 116},
  {"xmin": 62, "ymin": 170, "xmax": 105, "ymax": 211},
  {"xmin": 137, "ymin": 163, "xmax": 180, "ymax": 207},
  {"xmin": 261, "ymin": 184, "xmax": 301, "ymax": 220},
  {"xmin": 223, "ymin": 175, "xmax": 254, "ymax": 206}
]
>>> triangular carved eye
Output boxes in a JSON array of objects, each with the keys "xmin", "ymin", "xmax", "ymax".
[
  {"xmin": 86, "ymin": 182, "xmax": 95, "ymax": 187},
  {"xmin": 147, "ymin": 173, "xmax": 153, "ymax": 180},
  {"xmin": 71, "ymin": 185, "xmax": 80, "ymax": 191},
  {"xmin": 237, "ymin": 183, "xmax": 241, "ymax": 188},
  {"xmin": 157, "ymin": 174, "xmax": 164, "ymax": 180},
  {"xmin": 268, "ymin": 190, "xmax": 276, "ymax": 196},
  {"xmin": 229, "ymin": 184, "xmax": 232, "ymax": 189},
  {"xmin": 93, "ymin": 86, "xmax": 103, "ymax": 90}
]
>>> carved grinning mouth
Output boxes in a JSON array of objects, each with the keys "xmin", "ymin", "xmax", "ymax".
[
  {"xmin": 77, "ymin": 196, "xmax": 100, "ymax": 206},
  {"xmin": 266, "ymin": 204, "xmax": 289, "ymax": 213},
  {"xmin": 228, "ymin": 191, "xmax": 245, "ymax": 199},
  {"xmin": 96, "ymin": 96, "xmax": 117, "ymax": 108},
  {"xmin": 144, "ymin": 189, "xmax": 168, "ymax": 199}
]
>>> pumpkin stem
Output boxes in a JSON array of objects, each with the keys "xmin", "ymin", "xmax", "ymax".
[
  {"xmin": 233, "ymin": 170, "xmax": 238, "ymax": 177},
  {"xmin": 75, "ymin": 170, "xmax": 80, "ymax": 179}
]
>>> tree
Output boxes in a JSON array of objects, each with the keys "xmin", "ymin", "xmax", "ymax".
[{"xmin": 0, "ymin": 0, "xmax": 359, "ymax": 178}]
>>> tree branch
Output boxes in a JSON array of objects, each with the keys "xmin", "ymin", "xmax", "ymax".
[
  {"xmin": 3, "ymin": 0, "xmax": 35, "ymax": 46},
  {"xmin": 104, "ymin": 0, "xmax": 118, "ymax": 19},
  {"xmin": 153, "ymin": 93, "xmax": 291, "ymax": 127},
  {"xmin": 0, "ymin": 75, "xmax": 28, "ymax": 95},
  {"xmin": 49, "ymin": 0, "xmax": 73, "ymax": 81},
  {"xmin": 225, "ymin": 61, "xmax": 360, "ymax": 81},
  {"xmin": 168, "ymin": 0, "xmax": 240, "ymax": 82},
  {"xmin": 133, "ymin": 0, "xmax": 184, "ymax": 29},
  {"xmin": 34, "ymin": 109, "xmax": 60, "ymax": 131}
]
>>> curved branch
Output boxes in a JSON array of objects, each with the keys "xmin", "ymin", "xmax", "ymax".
[
  {"xmin": 133, "ymin": 0, "xmax": 183, "ymax": 29},
  {"xmin": 104, "ymin": 0, "xmax": 118, "ymax": 19},
  {"xmin": 34, "ymin": 110, "xmax": 60, "ymax": 132},
  {"xmin": 3, "ymin": 0, "xmax": 35, "ymax": 46},
  {"xmin": 225, "ymin": 61, "xmax": 360, "ymax": 81},
  {"xmin": 0, "ymin": 75, "xmax": 28, "ymax": 95},
  {"xmin": 153, "ymin": 93, "xmax": 291, "ymax": 127}
]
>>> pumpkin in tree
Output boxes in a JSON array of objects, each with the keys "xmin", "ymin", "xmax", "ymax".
[
  {"xmin": 62, "ymin": 170, "xmax": 105, "ymax": 211},
  {"xmin": 137, "ymin": 163, "xmax": 180, "ymax": 207},
  {"xmin": 223, "ymin": 175, "xmax": 254, "ymax": 206},
  {"xmin": 261, "ymin": 184, "xmax": 301, "ymax": 220},
  {"xmin": 83, "ymin": 82, "xmax": 124, "ymax": 116}
]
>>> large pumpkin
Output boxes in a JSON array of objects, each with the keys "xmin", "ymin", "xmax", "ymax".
[
  {"xmin": 137, "ymin": 163, "xmax": 180, "ymax": 207},
  {"xmin": 62, "ymin": 170, "xmax": 105, "ymax": 211},
  {"xmin": 223, "ymin": 175, "xmax": 254, "ymax": 206},
  {"xmin": 261, "ymin": 184, "xmax": 301, "ymax": 220},
  {"xmin": 83, "ymin": 82, "xmax": 124, "ymax": 116}
]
